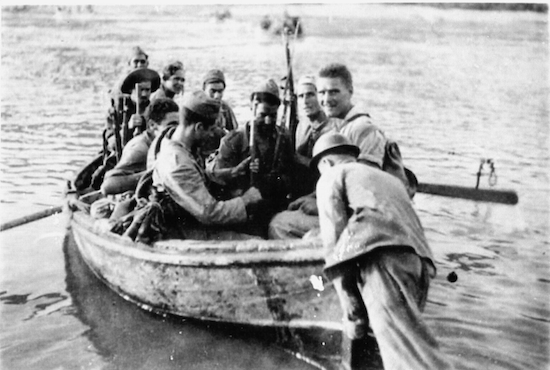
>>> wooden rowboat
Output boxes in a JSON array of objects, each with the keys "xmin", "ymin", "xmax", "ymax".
[
  {"xmin": 67, "ymin": 187, "xmax": 350, "ymax": 368},
  {"xmin": 69, "ymin": 203, "xmax": 341, "ymax": 330}
]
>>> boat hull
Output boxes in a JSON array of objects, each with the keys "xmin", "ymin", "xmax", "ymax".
[{"xmin": 70, "ymin": 209, "xmax": 343, "ymax": 333}]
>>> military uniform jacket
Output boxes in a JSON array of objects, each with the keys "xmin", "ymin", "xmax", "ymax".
[
  {"xmin": 153, "ymin": 139, "xmax": 248, "ymax": 225},
  {"xmin": 207, "ymin": 122, "xmax": 293, "ymax": 203},
  {"xmin": 317, "ymin": 161, "xmax": 435, "ymax": 273},
  {"xmin": 106, "ymin": 131, "xmax": 153, "ymax": 178},
  {"xmin": 336, "ymin": 104, "xmax": 387, "ymax": 168}
]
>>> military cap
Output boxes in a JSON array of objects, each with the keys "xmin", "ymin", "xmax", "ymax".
[
  {"xmin": 298, "ymin": 75, "xmax": 316, "ymax": 87},
  {"xmin": 203, "ymin": 69, "xmax": 226, "ymax": 88},
  {"xmin": 130, "ymin": 46, "xmax": 148, "ymax": 59},
  {"xmin": 250, "ymin": 78, "xmax": 280, "ymax": 105},
  {"xmin": 121, "ymin": 68, "xmax": 161, "ymax": 94},
  {"xmin": 183, "ymin": 90, "xmax": 221, "ymax": 122},
  {"xmin": 310, "ymin": 133, "xmax": 359, "ymax": 169}
]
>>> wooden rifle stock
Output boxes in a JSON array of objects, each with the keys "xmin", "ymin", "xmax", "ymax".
[
  {"xmin": 249, "ymin": 102, "xmax": 258, "ymax": 186},
  {"xmin": 133, "ymin": 82, "xmax": 144, "ymax": 137},
  {"xmin": 112, "ymin": 96, "xmax": 123, "ymax": 161}
]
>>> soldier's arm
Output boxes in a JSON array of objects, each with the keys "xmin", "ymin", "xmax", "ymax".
[
  {"xmin": 317, "ymin": 168, "xmax": 349, "ymax": 252},
  {"xmin": 205, "ymin": 132, "xmax": 247, "ymax": 185},
  {"xmin": 163, "ymin": 160, "xmax": 248, "ymax": 225}
]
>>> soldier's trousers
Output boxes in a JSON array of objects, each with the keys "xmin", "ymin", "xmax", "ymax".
[{"xmin": 330, "ymin": 248, "xmax": 453, "ymax": 370}]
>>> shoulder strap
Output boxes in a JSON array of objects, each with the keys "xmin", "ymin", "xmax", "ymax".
[
  {"xmin": 153, "ymin": 126, "xmax": 176, "ymax": 159},
  {"xmin": 344, "ymin": 112, "xmax": 371, "ymax": 124}
]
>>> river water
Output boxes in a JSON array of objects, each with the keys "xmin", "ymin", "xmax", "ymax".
[{"xmin": 1, "ymin": 4, "xmax": 548, "ymax": 370}]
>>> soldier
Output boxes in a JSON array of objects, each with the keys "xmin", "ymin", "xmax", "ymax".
[
  {"xmin": 108, "ymin": 46, "xmax": 151, "ymax": 103},
  {"xmin": 206, "ymin": 79, "xmax": 294, "ymax": 236},
  {"xmin": 152, "ymin": 90, "xmax": 263, "ymax": 240},
  {"xmin": 127, "ymin": 45, "xmax": 149, "ymax": 70},
  {"xmin": 293, "ymin": 74, "xmax": 341, "ymax": 197},
  {"xmin": 200, "ymin": 69, "xmax": 239, "ymax": 159},
  {"xmin": 119, "ymin": 67, "xmax": 161, "ymax": 142},
  {"xmin": 312, "ymin": 133, "xmax": 452, "ymax": 370},
  {"xmin": 150, "ymin": 61, "xmax": 185, "ymax": 102},
  {"xmin": 317, "ymin": 63, "xmax": 414, "ymax": 195},
  {"xmin": 101, "ymin": 98, "xmax": 179, "ymax": 196},
  {"xmin": 93, "ymin": 68, "xmax": 161, "ymax": 190}
]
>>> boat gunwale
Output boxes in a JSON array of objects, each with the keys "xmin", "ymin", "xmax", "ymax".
[{"xmin": 71, "ymin": 207, "xmax": 326, "ymax": 267}]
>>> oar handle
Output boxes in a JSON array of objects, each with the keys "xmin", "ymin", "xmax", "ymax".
[
  {"xmin": 417, "ymin": 183, "xmax": 518, "ymax": 205},
  {"xmin": 0, "ymin": 205, "xmax": 64, "ymax": 232}
]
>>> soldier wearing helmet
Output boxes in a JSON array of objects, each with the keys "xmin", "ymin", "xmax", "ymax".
[
  {"xmin": 312, "ymin": 133, "xmax": 453, "ymax": 370},
  {"xmin": 206, "ymin": 78, "xmax": 294, "ymax": 237}
]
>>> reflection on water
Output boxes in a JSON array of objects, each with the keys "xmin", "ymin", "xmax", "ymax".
[
  {"xmin": 62, "ymin": 230, "xmax": 326, "ymax": 370},
  {"xmin": 1, "ymin": 4, "xmax": 549, "ymax": 370}
]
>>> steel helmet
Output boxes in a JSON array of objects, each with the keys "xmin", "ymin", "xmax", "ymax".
[{"xmin": 310, "ymin": 133, "xmax": 360, "ymax": 169}]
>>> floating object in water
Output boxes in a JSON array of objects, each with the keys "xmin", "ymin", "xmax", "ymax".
[{"xmin": 447, "ymin": 271, "xmax": 458, "ymax": 283}]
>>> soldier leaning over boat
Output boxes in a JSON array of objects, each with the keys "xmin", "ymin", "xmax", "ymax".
[{"xmin": 311, "ymin": 133, "xmax": 453, "ymax": 370}]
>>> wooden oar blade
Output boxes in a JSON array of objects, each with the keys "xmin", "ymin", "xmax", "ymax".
[{"xmin": 417, "ymin": 183, "xmax": 519, "ymax": 205}]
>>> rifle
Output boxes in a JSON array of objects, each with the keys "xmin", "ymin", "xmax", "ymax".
[
  {"xmin": 249, "ymin": 102, "xmax": 258, "ymax": 186},
  {"xmin": 109, "ymin": 95, "xmax": 123, "ymax": 162},
  {"xmin": 272, "ymin": 25, "xmax": 299, "ymax": 177},
  {"xmin": 121, "ymin": 94, "xmax": 131, "ymax": 146},
  {"xmin": 133, "ymin": 82, "xmax": 145, "ymax": 138},
  {"xmin": 279, "ymin": 25, "xmax": 299, "ymax": 150}
]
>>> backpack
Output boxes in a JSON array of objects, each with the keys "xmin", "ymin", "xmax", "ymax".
[{"xmin": 345, "ymin": 113, "xmax": 417, "ymax": 198}]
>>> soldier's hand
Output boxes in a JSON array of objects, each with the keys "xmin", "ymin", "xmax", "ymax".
[
  {"xmin": 249, "ymin": 158, "xmax": 260, "ymax": 174},
  {"xmin": 231, "ymin": 157, "xmax": 251, "ymax": 177},
  {"xmin": 241, "ymin": 186, "xmax": 263, "ymax": 205},
  {"xmin": 299, "ymin": 197, "xmax": 318, "ymax": 215},
  {"xmin": 128, "ymin": 114, "xmax": 144, "ymax": 130},
  {"xmin": 288, "ymin": 195, "xmax": 308, "ymax": 211}
]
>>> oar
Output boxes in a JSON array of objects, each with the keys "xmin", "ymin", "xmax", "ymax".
[
  {"xmin": 0, "ymin": 205, "xmax": 64, "ymax": 232},
  {"xmin": 417, "ymin": 183, "xmax": 518, "ymax": 205}
]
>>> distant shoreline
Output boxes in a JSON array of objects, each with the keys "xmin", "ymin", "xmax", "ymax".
[
  {"xmin": 412, "ymin": 3, "xmax": 548, "ymax": 13},
  {"xmin": 4, "ymin": 3, "xmax": 549, "ymax": 14}
]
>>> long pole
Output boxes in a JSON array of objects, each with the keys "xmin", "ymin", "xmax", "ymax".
[
  {"xmin": 0, "ymin": 206, "xmax": 63, "ymax": 232},
  {"xmin": 417, "ymin": 183, "xmax": 518, "ymax": 205}
]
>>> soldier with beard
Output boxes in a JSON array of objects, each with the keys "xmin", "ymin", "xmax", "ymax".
[{"xmin": 206, "ymin": 79, "xmax": 294, "ymax": 237}]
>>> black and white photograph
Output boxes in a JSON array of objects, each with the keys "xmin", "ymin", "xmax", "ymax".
[{"xmin": 1, "ymin": 3, "xmax": 548, "ymax": 370}]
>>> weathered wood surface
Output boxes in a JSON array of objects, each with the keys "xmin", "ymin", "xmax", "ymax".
[{"xmin": 70, "ymin": 209, "xmax": 342, "ymax": 333}]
